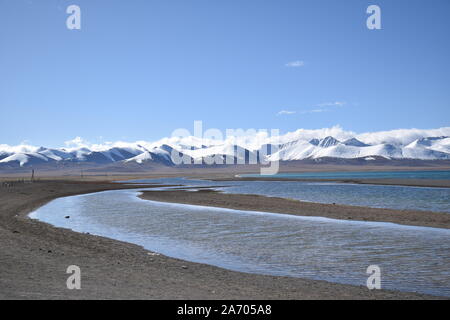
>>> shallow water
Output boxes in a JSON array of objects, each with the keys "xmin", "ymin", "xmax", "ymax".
[
  {"xmin": 123, "ymin": 178, "xmax": 450, "ymax": 213},
  {"xmin": 30, "ymin": 188, "xmax": 450, "ymax": 297}
]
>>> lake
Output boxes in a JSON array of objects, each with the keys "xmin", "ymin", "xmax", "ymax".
[{"xmin": 29, "ymin": 186, "xmax": 450, "ymax": 297}]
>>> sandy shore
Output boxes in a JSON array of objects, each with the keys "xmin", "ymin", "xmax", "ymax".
[
  {"xmin": 140, "ymin": 189, "xmax": 450, "ymax": 229},
  {"xmin": 0, "ymin": 180, "xmax": 442, "ymax": 299}
]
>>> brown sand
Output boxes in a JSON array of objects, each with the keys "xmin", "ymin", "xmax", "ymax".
[{"xmin": 0, "ymin": 180, "xmax": 442, "ymax": 299}]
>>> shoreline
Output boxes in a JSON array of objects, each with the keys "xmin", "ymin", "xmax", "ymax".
[
  {"xmin": 207, "ymin": 177, "xmax": 450, "ymax": 188},
  {"xmin": 139, "ymin": 189, "xmax": 450, "ymax": 230},
  {"xmin": 0, "ymin": 180, "xmax": 443, "ymax": 299}
]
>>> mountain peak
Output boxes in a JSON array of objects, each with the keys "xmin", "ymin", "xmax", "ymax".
[
  {"xmin": 318, "ymin": 136, "xmax": 340, "ymax": 148},
  {"xmin": 343, "ymin": 138, "xmax": 369, "ymax": 147}
]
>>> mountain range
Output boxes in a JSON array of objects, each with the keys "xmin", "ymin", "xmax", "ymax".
[{"xmin": 1, "ymin": 127, "xmax": 450, "ymax": 171}]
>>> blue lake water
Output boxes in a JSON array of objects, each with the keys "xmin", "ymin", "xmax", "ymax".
[
  {"xmin": 29, "ymin": 188, "xmax": 450, "ymax": 297},
  {"xmin": 240, "ymin": 170, "xmax": 450, "ymax": 180}
]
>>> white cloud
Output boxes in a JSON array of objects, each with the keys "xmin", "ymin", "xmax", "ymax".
[
  {"xmin": 285, "ymin": 60, "xmax": 305, "ymax": 67},
  {"xmin": 64, "ymin": 136, "xmax": 89, "ymax": 148},
  {"xmin": 356, "ymin": 127, "xmax": 450, "ymax": 146},
  {"xmin": 304, "ymin": 109, "xmax": 326, "ymax": 113},
  {"xmin": 316, "ymin": 101, "xmax": 346, "ymax": 107},
  {"xmin": 298, "ymin": 108, "xmax": 328, "ymax": 114},
  {"xmin": 63, "ymin": 137, "xmax": 150, "ymax": 152},
  {"xmin": 277, "ymin": 110, "xmax": 296, "ymax": 116},
  {"xmin": 266, "ymin": 125, "xmax": 355, "ymax": 145},
  {"xmin": 298, "ymin": 101, "xmax": 347, "ymax": 114},
  {"xmin": 0, "ymin": 143, "xmax": 39, "ymax": 154}
]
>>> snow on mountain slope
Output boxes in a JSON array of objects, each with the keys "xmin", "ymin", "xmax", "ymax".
[
  {"xmin": 99, "ymin": 147, "xmax": 142, "ymax": 162},
  {"xmin": 402, "ymin": 137, "xmax": 450, "ymax": 159},
  {"xmin": 183, "ymin": 142, "xmax": 236, "ymax": 160},
  {"xmin": 269, "ymin": 140, "xmax": 316, "ymax": 161},
  {"xmin": 402, "ymin": 145, "xmax": 450, "ymax": 160},
  {"xmin": 309, "ymin": 144, "xmax": 362, "ymax": 159},
  {"xmin": 266, "ymin": 135, "xmax": 416, "ymax": 161},
  {"xmin": 0, "ymin": 152, "xmax": 50, "ymax": 166},
  {"xmin": 125, "ymin": 151, "xmax": 153, "ymax": 164},
  {"xmin": 0, "ymin": 151, "xmax": 12, "ymax": 161},
  {"xmin": 180, "ymin": 142, "xmax": 257, "ymax": 164},
  {"xmin": 415, "ymin": 136, "xmax": 450, "ymax": 154},
  {"xmin": 360, "ymin": 144, "xmax": 403, "ymax": 159},
  {"xmin": 1, "ymin": 127, "xmax": 450, "ymax": 167},
  {"xmin": 342, "ymin": 138, "xmax": 369, "ymax": 147},
  {"xmin": 268, "ymin": 139, "xmax": 404, "ymax": 161},
  {"xmin": 318, "ymin": 136, "xmax": 340, "ymax": 148},
  {"xmin": 430, "ymin": 138, "xmax": 450, "ymax": 154},
  {"xmin": 37, "ymin": 148, "xmax": 72, "ymax": 161},
  {"xmin": 124, "ymin": 145, "xmax": 182, "ymax": 165}
]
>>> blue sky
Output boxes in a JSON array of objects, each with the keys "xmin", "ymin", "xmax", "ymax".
[{"xmin": 1, "ymin": 0, "xmax": 449, "ymax": 147}]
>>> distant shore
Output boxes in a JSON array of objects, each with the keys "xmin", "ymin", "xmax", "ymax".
[
  {"xmin": 206, "ymin": 176, "xmax": 450, "ymax": 188},
  {"xmin": 0, "ymin": 179, "xmax": 441, "ymax": 299}
]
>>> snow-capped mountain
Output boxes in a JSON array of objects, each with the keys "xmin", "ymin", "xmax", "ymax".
[
  {"xmin": 342, "ymin": 138, "xmax": 370, "ymax": 147},
  {"xmin": 1, "ymin": 127, "xmax": 450, "ymax": 168}
]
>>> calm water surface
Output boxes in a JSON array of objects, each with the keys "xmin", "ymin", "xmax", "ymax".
[
  {"xmin": 241, "ymin": 170, "xmax": 450, "ymax": 180},
  {"xmin": 30, "ymin": 189, "xmax": 450, "ymax": 297}
]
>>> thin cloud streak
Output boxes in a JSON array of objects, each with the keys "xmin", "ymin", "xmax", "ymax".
[
  {"xmin": 280, "ymin": 101, "xmax": 347, "ymax": 116},
  {"xmin": 277, "ymin": 110, "xmax": 297, "ymax": 116},
  {"xmin": 316, "ymin": 101, "xmax": 346, "ymax": 107}
]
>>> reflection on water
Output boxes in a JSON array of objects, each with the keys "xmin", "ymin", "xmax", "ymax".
[{"xmin": 30, "ymin": 189, "xmax": 450, "ymax": 297}]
